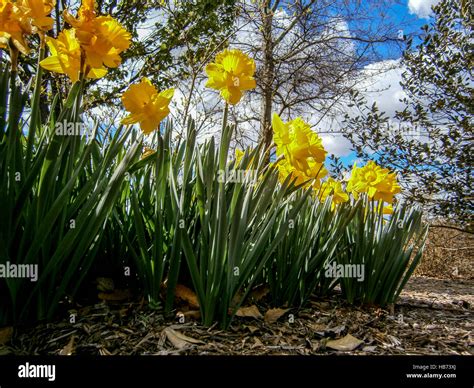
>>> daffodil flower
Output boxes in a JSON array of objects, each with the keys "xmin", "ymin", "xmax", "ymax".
[
  {"xmin": 40, "ymin": 29, "xmax": 107, "ymax": 83},
  {"xmin": 205, "ymin": 49, "xmax": 256, "ymax": 105},
  {"xmin": 121, "ymin": 78, "xmax": 174, "ymax": 135},
  {"xmin": 18, "ymin": 0, "xmax": 55, "ymax": 34},
  {"xmin": 347, "ymin": 161, "xmax": 401, "ymax": 203},
  {"xmin": 275, "ymin": 158, "xmax": 327, "ymax": 188},
  {"xmin": 319, "ymin": 177, "xmax": 349, "ymax": 210},
  {"xmin": 272, "ymin": 113, "xmax": 328, "ymax": 188},
  {"xmin": 63, "ymin": 0, "xmax": 131, "ymax": 70},
  {"xmin": 0, "ymin": 0, "xmax": 30, "ymax": 54},
  {"xmin": 272, "ymin": 114, "xmax": 326, "ymax": 164},
  {"xmin": 141, "ymin": 146, "xmax": 156, "ymax": 160}
]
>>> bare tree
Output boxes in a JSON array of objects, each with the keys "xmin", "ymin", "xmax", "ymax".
[{"xmin": 231, "ymin": 0, "xmax": 409, "ymax": 148}]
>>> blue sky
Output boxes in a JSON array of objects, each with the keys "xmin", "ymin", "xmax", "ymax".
[
  {"xmin": 256, "ymin": 1, "xmax": 439, "ymax": 167},
  {"xmin": 322, "ymin": 0, "xmax": 439, "ymax": 166},
  {"xmin": 130, "ymin": 0, "xmax": 440, "ymax": 167}
]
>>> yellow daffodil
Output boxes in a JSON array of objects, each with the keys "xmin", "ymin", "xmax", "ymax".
[
  {"xmin": 40, "ymin": 29, "xmax": 107, "ymax": 82},
  {"xmin": 272, "ymin": 113, "xmax": 327, "ymax": 184},
  {"xmin": 371, "ymin": 171, "xmax": 401, "ymax": 203},
  {"xmin": 235, "ymin": 148, "xmax": 245, "ymax": 165},
  {"xmin": 18, "ymin": 0, "xmax": 55, "ymax": 33},
  {"xmin": 82, "ymin": 16, "xmax": 131, "ymax": 69},
  {"xmin": 347, "ymin": 161, "xmax": 401, "ymax": 203},
  {"xmin": 141, "ymin": 146, "xmax": 156, "ymax": 160},
  {"xmin": 0, "ymin": 0, "xmax": 30, "ymax": 54},
  {"xmin": 235, "ymin": 148, "xmax": 255, "ymax": 166},
  {"xmin": 272, "ymin": 114, "xmax": 326, "ymax": 164},
  {"xmin": 383, "ymin": 204, "xmax": 394, "ymax": 215},
  {"xmin": 287, "ymin": 118, "xmax": 326, "ymax": 164},
  {"xmin": 63, "ymin": 0, "xmax": 97, "ymax": 36},
  {"xmin": 65, "ymin": 0, "xmax": 95, "ymax": 21},
  {"xmin": 1, "ymin": 0, "xmax": 55, "ymax": 55},
  {"xmin": 276, "ymin": 159, "xmax": 305, "ymax": 185},
  {"xmin": 319, "ymin": 178, "xmax": 349, "ymax": 210},
  {"xmin": 276, "ymin": 158, "xmax": 327, "ymax": 188},
  {"xmin": 121, "ymin": 78, "xmax": 174, "ymax": 135},
  {"xmin": 306, "ymin": 158, "xmax": 328, "ymax": 182},
  {"xmin": 272, "ymin": 113, "xmax": 292, "ymax": 155},
  {"xmin": 40, "ymin": 1, "xmax": 130, "ymax": 81},
  {"xmin": 205, "ymin": 49, "xmax": 256, "ymax": 105},
  {"xmin": 63, "ymin": 0, "xmax": 131, "ymax": 70},
  {"xmin": 63, "ymin": 0, "xmax": 96, "ymax": 46}
]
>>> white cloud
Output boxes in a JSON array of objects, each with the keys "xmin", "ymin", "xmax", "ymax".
[
  {"xmin": 320, "ymin": 134, "xmax": 353, "ymax": 157},
  {"xmin": 305, "ymin": 60, "xmax": 407, "ymax": 158},
  {"xmin": 136, "ymin": 9, "xmax": 165, "ymax": 41},
  {"xmin": 408, "ymin": 0, "xmax": 439, "ymax": 19},
  {"xmin": 358, "ymin": 59, "xmax": 406, "ymax": 117}
]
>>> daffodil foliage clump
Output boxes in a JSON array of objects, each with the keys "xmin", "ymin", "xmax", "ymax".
[
  {"xmin": 0, "ymin": 0, "xmax": 427, "ymax": 328},
  {"xmin": 0, "ymin": 0, "xmax": 139, "ymax": 325}
]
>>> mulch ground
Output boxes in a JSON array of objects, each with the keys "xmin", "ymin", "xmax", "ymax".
[{"xmin": 4, "ymin": 276, "xmax": 472, "ymax": 356}]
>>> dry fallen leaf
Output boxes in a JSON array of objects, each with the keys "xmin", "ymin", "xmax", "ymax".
[
  {"xmin": 96, "ymin": 277, "xmax": 115, "ymax": 292},
  {"xmin": 134, "ymin": 333, "xmax": 155, "ymax": 350},
  {"xmin": 59, "ymin": 335, "xmax": 75, "ymax": 356},
  {"xmin": 249, "ymin": 285, "xmax": 270, "ymax": 302},
  {"xmin": 326, "ymin": 334, "xmax": 363, "ymax": 351},
  {"xmin": 175, "ymin": 284, "xmax": 200, "ymax": 309},
  {"xmin": 230, "ymin": 290, "xmax": 245, "ymax": 309},
  {"xmin": 182, "ymin": 310, "xmax": 201, "ymax": 320},
  {"xmin": 98, "ymin": 289, "xmax": 132, "ymax": 302},
  {"xmin": 246, "ymin": 325, "xmax": 259, "ymax": 334},
  {"xmin": 119, "ymin": 306, "xmax": 130, "ymax": 318},
  {"xmin": 264, "ymin": 308, "xmax": 290, "ymax": 323},
  {"xmin": 176, "ymin": 310, "xmax": 201, "ymax": 322},
  {"xmin": 163, "ymin": 328, "xmax": 204, "ymax": 349},
  {"xmin": 0, "ymin": 327, "xmax": 13, "ymax": 345},
  {"xmin": 235, "ymin": 305, "xmax": 263, "ymax": 319},
  {"xmin": 385, "ymin": 334, "xmax": 402, "ymax": 347}
]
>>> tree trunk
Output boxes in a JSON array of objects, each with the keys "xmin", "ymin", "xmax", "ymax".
[{"xmin": 259, "ymin": 1, "xmax": 275, "ymax": 151}]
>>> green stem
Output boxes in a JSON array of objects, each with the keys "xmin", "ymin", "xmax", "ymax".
[
  {"xmin": 26, "ymin": 39, "xmax": 46, "ymax": 164},
  {"xmin": 219, "ymin": 102, "xmax": 229, "ymax": 171},
  {"xmin": 70, "ymin": 73, "xmax": 86, "ymax": 162},
  {"xmin": 221, "ymin": 103, "xmax": 229, "ymax": 136}
]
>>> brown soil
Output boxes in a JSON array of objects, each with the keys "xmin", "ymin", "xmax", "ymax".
[
  {"xmin": 3, "ymin": 227, "xmax": 472, "ymax": 356},
  {"xmin": 4, "ymin": 276, "xmax": 472, "ymax": 356}
]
